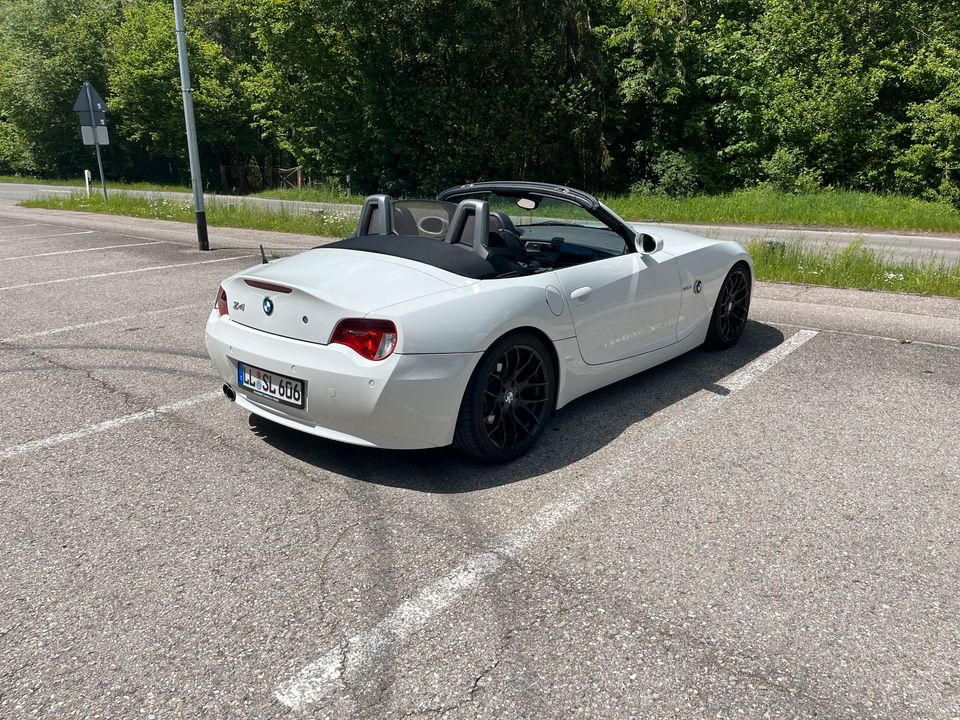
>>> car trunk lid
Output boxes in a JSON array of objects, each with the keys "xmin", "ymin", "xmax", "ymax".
[{"xmin": 223, "ymin": 249, "xmax": 461, "ymax": 344}]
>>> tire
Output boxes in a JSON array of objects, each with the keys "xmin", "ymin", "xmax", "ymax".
[
  {"xmin": 704, "ymin": 263, "xmax": 752, "ymax": 350},
  {"xmin": 454, "ymin": 332, "xmax": 556, "ymax": 463}
]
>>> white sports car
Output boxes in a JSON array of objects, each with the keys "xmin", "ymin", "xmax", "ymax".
[{"xmin": 205, "ymin": 181, "xmax": 752, "ymax": 461}]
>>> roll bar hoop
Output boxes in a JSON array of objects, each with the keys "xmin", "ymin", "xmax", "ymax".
[
  {"xmin": 444, "ymin": 199, "xmax": 490, "ymax": 260},
  {"xmin": 355, "ymin": 194, "xmax": 395, "ymax": 236}
]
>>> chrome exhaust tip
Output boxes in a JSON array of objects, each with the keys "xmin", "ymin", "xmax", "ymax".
[{"xmin": 222, "ymin": 383, "xmax": 236, "ymax": 402}]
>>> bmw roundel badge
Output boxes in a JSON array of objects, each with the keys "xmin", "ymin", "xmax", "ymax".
[{"xmin": 262, "ymin": 297, "xmax": 274, "ymax": 316}]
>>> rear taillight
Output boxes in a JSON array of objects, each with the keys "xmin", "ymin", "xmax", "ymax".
[
  {"xmin": 215, "ymin": 286, "xmax": 228, "ymax": 316},
  {"xmin": 330, "ymin": 319, "xmax": 397, "ymax": 360}
]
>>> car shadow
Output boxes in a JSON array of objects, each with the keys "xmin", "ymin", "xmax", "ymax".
[{"xmin": 247, "ymin": 321, "xmax": 786, "ymax": 492}]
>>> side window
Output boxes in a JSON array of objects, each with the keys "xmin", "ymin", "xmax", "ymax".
[{"xmin": 450, "ymin": 193, "xmax": 629, "ymax": 266}]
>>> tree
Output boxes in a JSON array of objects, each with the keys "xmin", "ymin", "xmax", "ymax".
[
  {"xmin": 1, "ymin": 0, "xmax": 959, "ymax": 202},
  {"xmin": 109, "ymin": 0, "xmax": 270, "ymax": 188},
  {"xmin": 248, "ymin": 0, "xmax": 609, "ymax": 194},
  {"xmin": 896, "ymin": 27, "xmax": 960, "ymax": 203},
  {"xmin": 752, "ymin": 0, "xmax": 956, "ymax": 192},
  {"xmin": 0, "ymin": 0, "xmax": 119, "ymax": 176},
  {"xmin": 602, "ymin": 0, "xmax": 764, "ymax": 192}
]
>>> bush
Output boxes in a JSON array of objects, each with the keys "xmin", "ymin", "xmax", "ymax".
[
  {"xmin": 762, "ymin": 147, "xmax": 823, "ymax": 194},
  {"xmin": 937, "ymin": 177, "xmax": 960, "ymax": 209},
  {"xmin": 0, "ymin": 120, "xmax": 34, "ymax": 174},
  {"xmin": 650, "ymin": 151, "xmax": 699, "ymax": 198},
  {"xmin": 628, "ymin": 178, "xmax": 656, "ymax": 196}
]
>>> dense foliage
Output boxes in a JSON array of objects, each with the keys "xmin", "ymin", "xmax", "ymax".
[{"xmin": 0, "ymin": 0, "xmax": 958, "ymax": 203}]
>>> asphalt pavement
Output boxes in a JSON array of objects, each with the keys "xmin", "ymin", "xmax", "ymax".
[
  {"xmin": 1, "ymin": 206, "xmax": 958, "ymax": 719},
  {"xmin": 3, "ymin": 182, "xmax": 959, "ymax": 262}
]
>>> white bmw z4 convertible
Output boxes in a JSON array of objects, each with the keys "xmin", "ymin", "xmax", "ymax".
[{"xmin": 205, "ymin": 181, "xmax": 753, "ymax": 462}]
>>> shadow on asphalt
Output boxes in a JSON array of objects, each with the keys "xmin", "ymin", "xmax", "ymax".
[{"xmin": 247, "ymin": 320, "xmax": 786, "ymax": 492}]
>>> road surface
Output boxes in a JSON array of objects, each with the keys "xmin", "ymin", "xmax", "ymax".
[{"xmin": 1, "ymin": 205, "xmax": 958, "ymax": 719}]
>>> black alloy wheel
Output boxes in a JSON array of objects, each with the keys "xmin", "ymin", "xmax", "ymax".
[
  {"xmin": 705, "ymin": 263, "xmax": 752, "ymax": 349},
  {"xmin": 454, "ymin": 333, "xmax": 556, "ymax": 462}
]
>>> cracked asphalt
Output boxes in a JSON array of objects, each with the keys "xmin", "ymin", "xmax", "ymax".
[{"xmin": 1, "ymin": 206, "xmax": 958, "ymax": 719}]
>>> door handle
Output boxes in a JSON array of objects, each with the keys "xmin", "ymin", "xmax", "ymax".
[{"xmin": 570, "ymin": 286, "xmax": 593, "ymax": 304}]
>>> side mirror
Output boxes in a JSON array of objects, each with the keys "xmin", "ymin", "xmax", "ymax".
[{"xmin": 635, "ymin": 232, "xmax": 664, "ymax": 255}]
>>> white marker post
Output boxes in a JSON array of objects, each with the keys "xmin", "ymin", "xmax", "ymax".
[{"xmin": 84, "ymin": 169, "xmax": 92, "ymax": 198}]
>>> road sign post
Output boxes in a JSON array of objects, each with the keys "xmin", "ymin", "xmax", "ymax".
[
  {"xmin": 85, "ymin": 82, "xmax": 107, "ymax": 202},
  {"xmin": 172, "ymin": 0, "xmax": 209, "ymax": 251},
  {"xmin": 74, "ymin": 81, "xmax": 109, "ymax": 202}
]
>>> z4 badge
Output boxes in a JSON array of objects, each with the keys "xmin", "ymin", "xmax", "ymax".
[{"xmin": 232, "ymin": 301, "xmax": 245, "ymax": 311}]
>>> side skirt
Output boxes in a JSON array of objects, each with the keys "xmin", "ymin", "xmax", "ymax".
[{"xmin": 554, "ymin": 319, "xmax": 709, "ymax": 410}]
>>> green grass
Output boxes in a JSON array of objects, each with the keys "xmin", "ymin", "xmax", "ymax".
[
  {"xmin": 0, "ymin": 174, "xmax": 193, "ymax": 192},
  {"xmin": 21, "ymin": 192, "xmax": 355, "ymax": 238},
  {"xmin": 749, "ymin": 238, "xmax": 960, "ymax": 297},
  {"xmin": 603, "ymin": 187, "xmax": 960, "ymax": 234},
  {"xmin": 0, "ymin": 175, "xmax": 358, "ymax": 200},
  {"xmin": 95, "ymin": 180, "xmax": 193, "ymax": 192},
  {"xmin": 20, "ymin": 189, "xmax": 960, "ymax": 297},
  {"xmin": 0, "ymin": 175, "xmax": 85, "ymax": 187},
  {"xmin": 8, "ymin": 175, "xmax": 960, "ymax": 234},
  {"xmin": 252, "ymin": 186, "xmax": 366, "ymax": 204}
]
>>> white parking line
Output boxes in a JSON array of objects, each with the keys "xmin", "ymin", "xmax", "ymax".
[
  {"xmin": 0, "ymin": 254, "xmax": 251, "ymax": 291},
  {"xmin": 0, "ymin": 240, "xmax": 164, "ymax": 262},
  {"xmin": 0, "ymin": 391, "xmax": 221, "ymax": 462},
  {"xmin": 0, "ymin": 223, "xmax": 38, "ymax": 229},
  {"xmin": 0, "ymin": 230, "xmax": 95, "ymax": 241},
  {"xmin": 1, "ymin": 219, "xmax": 196, "ymax": 249},
  {"xmin": 275, "ymin": 328, "xmax": 820, "ymax": 711},
  {"xmin": 0, "ymin": 302, "xmax": 202, "ymax": 342},
  {"xmin": 770, "ymin": 320, "xmax": 960, "ymax": 351}
]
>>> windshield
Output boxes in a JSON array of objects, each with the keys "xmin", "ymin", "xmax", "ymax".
[{"xmin": 449, "ymin": 191, "xmax": 628, "ymax": 256}]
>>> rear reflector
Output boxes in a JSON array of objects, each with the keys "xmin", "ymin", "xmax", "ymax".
[
  {"xmin": 330, "ymin": 319, "xmax": 398, "ymax": 361},
  {"xmin": 244, "ymin": 279, "xmax": 293, "ymax": 293},
  {"xmin": 215, "ymin": 286, "xmax": 228, "ymax": 316}
]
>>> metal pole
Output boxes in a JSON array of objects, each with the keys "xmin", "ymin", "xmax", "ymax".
[
  {"xmin": 85, "ymin": 82, "xmax": 108, "ymax": 202},
  {"xmin": 172, "ymin": 0, "xmax": 209, "ymax": 251}
]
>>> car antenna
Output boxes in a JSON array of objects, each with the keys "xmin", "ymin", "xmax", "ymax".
[{"xmin": 259, "ymin": 244, "xmax": 268, "ymax": 264}]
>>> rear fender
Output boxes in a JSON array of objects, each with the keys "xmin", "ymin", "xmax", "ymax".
[{"xmin": 370, "ymin": 274, "xmax": 575, "ymax": 355}]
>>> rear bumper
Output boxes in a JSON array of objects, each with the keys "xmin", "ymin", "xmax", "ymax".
[{"xmin": 205, "ymin": 311, "xmax": 480, "ymax": 449}]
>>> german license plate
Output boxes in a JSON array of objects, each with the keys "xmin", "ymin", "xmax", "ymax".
[{"xmin": 237, "ymin": 361, "xmax": 305, "ymax": 408}]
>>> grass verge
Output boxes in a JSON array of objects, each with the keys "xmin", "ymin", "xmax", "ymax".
[
  {"xmin": 252, "ymin": 186, "xmax": 366, "ymax": 205},
  {"xmin": 604, "ymin": 187, "xmax": 960, "ymax": 234},
  {"xmin": 21, "ymin": 192, "xmax": 355, "ymax": 238},
  {"xmin": 748, "ymin": 239, "xmax": 960, "ymax": 297},
  {"xmin": 0, "ymin": 175, "xmax": 82, "ymax": 187},
  {"xmin": 19, "ymin": 192, "xmax": 959, "ymax": 297},
  {"xmin": 0, "ymin": 175, "xmax": 192, "ymax": 192},
  {"xmin": 7, "ymin": 176, "xmax": 960, "ymax": 234}
]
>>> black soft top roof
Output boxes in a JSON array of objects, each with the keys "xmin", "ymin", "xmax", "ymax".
[{"xmin": 320, "ymin": 235, "xmax": 498, "ymax": 279}]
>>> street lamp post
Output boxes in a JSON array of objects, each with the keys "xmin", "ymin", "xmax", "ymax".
[{"xmin": 172, "ymin": 0, "xmax": 209, "ymax": 251}]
